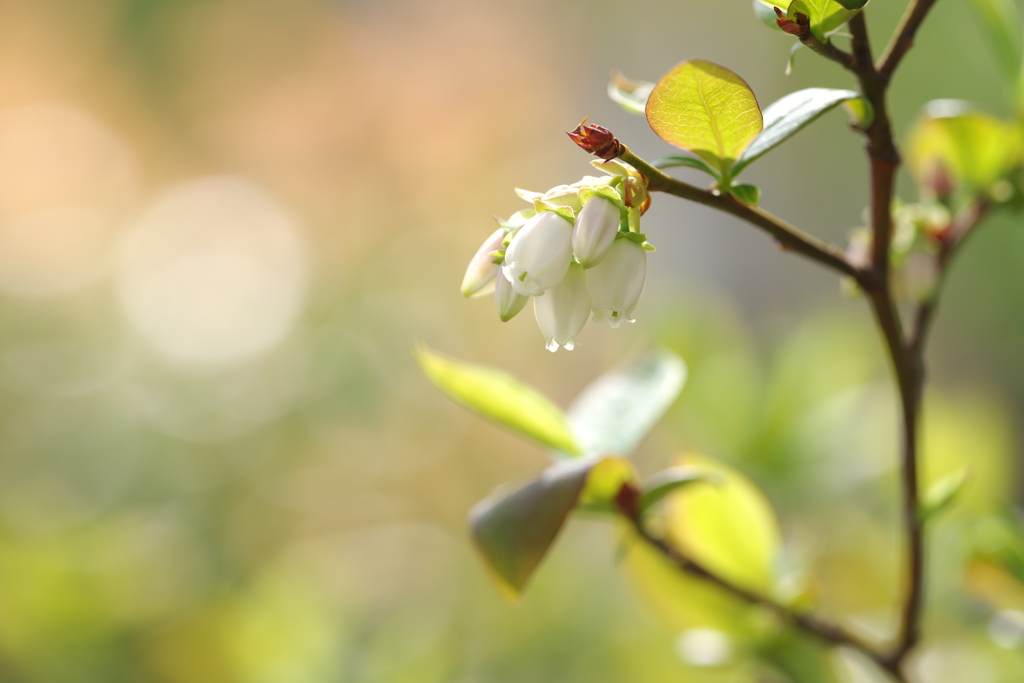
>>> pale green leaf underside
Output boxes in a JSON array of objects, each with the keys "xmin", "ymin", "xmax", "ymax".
[
  {"xmin": 471, "ymin": 456, "xmax": 635, "ymax": 597},
  {"xmin": 734, "ymin": 88, "xmax": 859, "ymax": 174},
  {"xmin": 416, "ymin": 344, "xmax": 580, "ymax": 456},
  {"xmin": 471, "ymin": 459, "xmax": 592, "ymax": 598},
  {"xmin": 567, "ymin": 351, "xmax": 687, "ymax": 458},
  {"xmin": 646, "ymin": 60, "xmax": 763, "ymax": 177},
  {"xmin": 608, "ymin": 71, "xmax": 655, "ymax": 116}
]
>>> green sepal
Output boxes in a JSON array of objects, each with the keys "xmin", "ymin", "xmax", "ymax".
[
  {"xmin": 578, "ymin": 183, "xmax": 628, "ymax": 214},
  {"xmin": 514, "ymin": 187, "xmax": 543, "ymax": 203},
  {"xmin": 533, "ymin": 201, "xmax": 576, "ymax": 222},
  {"xmin": 619, "ymin": 231, "xmax": 655, "ymax": 251}
]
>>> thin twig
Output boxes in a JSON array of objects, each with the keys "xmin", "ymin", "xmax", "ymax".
[
  {"xmin": 878, "ymin": 0, "xmax": 941, "ymax": 85},
  {"xmin": 848, "ymin": 4, "xmax": 945, "ymax": 665},
  {"xmin": 633, "ymin": 523, "xmax": 908, "ymax": 682},
  {"xmin": 616, "ymin": 147, "xmax": 862, "ymax": 282},
  {"xmin": 908, "ymin": 202, "xmax": 989, "ymax": 355},
  {"xmin": 800, "ymin": 32, "xmax": 858, "ymax": 71}
]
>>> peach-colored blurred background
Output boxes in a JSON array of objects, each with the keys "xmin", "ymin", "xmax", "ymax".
[{"xmin": 0, "ymin": 1, "xmax": 1021, "ymax": 681}]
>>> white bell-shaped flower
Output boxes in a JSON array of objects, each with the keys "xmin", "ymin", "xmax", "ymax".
[
  {"xmin": 461, "ymin": 227, "xmax": 505, "ymax": 298},
  {"xmin": 586, "ymin": 237, "xmax": 646, "ymax": 328},
  {"xmin": 495, "ymin": 270, "xmax": 529, "ymax": 321},
  {"xmin": 534, "ymin": 262, "xmax": 591, "ymax": 352},
  {"xmin": 502, "ymin": 211, "xmax": 573, "ymax": 296},
  {"xmin": 572, "ymin": 196, "xmax": 621, "ymax": 268}
]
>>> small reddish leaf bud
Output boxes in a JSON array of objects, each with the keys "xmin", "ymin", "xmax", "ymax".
[
  {"xmin": 568, "ymin": 117, "xmax": 623, "ymax": 160},
  {"xmin": 614, "ymin": 482, "xmax": 640, "ymax": 520},
  {"xmin": 774, "ymin": 7, "xmax": 810, "ymax": 37}
]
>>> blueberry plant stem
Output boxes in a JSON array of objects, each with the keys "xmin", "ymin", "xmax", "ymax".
[
  {"xmin": 631, "ymin": 520, "xmax": 910, "ymax": 681},
  {"xmin": 609, "ymin": 3, "xmax": 947, "ymax": 679},
  {"xmin": 616, "ymin": 147, "xmax": 861, "ymax": 281}
]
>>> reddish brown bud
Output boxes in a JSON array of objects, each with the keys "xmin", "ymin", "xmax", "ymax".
[
  {"xmin": 568, "ymin": 117, "xmax": 623, "ymax": 160},
  {"xmin": 774, "ymin": 7, "xmax": 810, "ymax": 37},
  {"xmin": 614, "ymin": 482, "xmax": 640, "ymax": 520}
]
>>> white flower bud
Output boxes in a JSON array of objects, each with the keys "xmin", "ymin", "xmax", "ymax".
[
  {"xmin": 461, "ymin": 227, "xmax": 505, "ymax": 298},
  {"xmin": 495, "ymin": 270, "xmax": 529, "ymax": 321},
  {"xmin": 501, "ymin": 211, "xmax": 573, "ymax": 296},
  {"xmin": 585, "ymin": 237, "xmax": 646, "ymax": 328},
  {"xmin": 534, "ymin": 262, "xmax": 591, "ymax": 352},
  {"xmin": 572, "ymin": 196, "xmax": 620, "ymax": 268}
]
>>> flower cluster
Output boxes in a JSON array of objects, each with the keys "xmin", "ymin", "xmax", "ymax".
[{"xmin": 461, "ymin": 160, "xmax": 653, "ymax": 351}]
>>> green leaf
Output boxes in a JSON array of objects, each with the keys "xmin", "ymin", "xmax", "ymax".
[
  {"xmin": 471, "ymin": 456, "xmax": 637, "ymax": 596},
  {"xmin": 608, "ymin": 70, "xmax": 654, "ymax": 116},
  {"xmin": 970, "ymin": 0, "xmax": 1022, "ymax": 87},
  {"xmin": 733, "ymin": 88, "xmax": 859, "ymax": 174},
  {"xmin": 638, "ymin": 466, "xmax": 718, "ymax": 517},
  {"xmin": 920, "ymin": 467, "xmax": 971, "ymax": 521},
  {"xmin": 728, "ymin": 183, "xmax": 761, "ymax": 206},
  {"xmin": 646, "ymin": 60, "xmax": 763, "ymax": 179},
  {"xmin": 651, "ymin": 155, "xmax": 719, "ymax": 178},
  {"xmin": 416, "ymin": 344, "xmax": 580, "ymax": 456},
  {"xmin": 668, "ymin": 453, "xmax": 781, "ymax": 591},
  {"xmin": 906, "ymin": 102, "xmax": 1022, "ymax": 194},
  {"xmin": 833, "ymin": 0, "xmax": 867, "ymax": 9},
  {"xmin": 567, "ymin": 350, "xmax": 687, "ymax": 458},
  {"xmin": 761, "ymin": 0, "xmax": 858, "ymax": 41}
]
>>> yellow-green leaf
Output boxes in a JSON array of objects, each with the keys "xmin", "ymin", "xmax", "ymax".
[
  {"xmin": 906, "ymin": 102, "xmax": 1022, "ymax": 195},
  {"xmin": 415, "ymin": 344, "xmax": 580, "ymax": 456},
  {"xmin": 645, "ymin": 60, "xmax": 763, "ymax": 178},
  {"xmin": 667, "ymin": 452, "xmax": 781, "ymax": 592}
]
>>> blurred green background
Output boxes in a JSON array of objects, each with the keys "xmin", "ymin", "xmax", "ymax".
[{"xmin": 0, "ymin": 0, "xmax": 1022, "ymax": 681}]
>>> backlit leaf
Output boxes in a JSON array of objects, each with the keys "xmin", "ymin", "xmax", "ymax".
[
  {"xmin": 667, "ymin": 452, "xmax": 781, "ymax": 591},
  {"xmin": 920, "ymin": 467, "xmax": 971, "ymax": 521},
  {"xmin": 416, "ymin": 344, "xmax": 580, "ymax": 456},
  {"xmin": 906, "ymin": 102, "xmax": 1022, "ymax": 194},
  {"xmin": 733, "ymin": 88, "xmax": 859, "ymax": 174},
  {"xmin": 646, "ymin": 60, "xmax": 763, "ymax": 178},
  {"xmin": 638, "ymin": 465, "xmax": 718, "ymax": 516},
  {"xmin": 568, "ymin": 350, "xmax": 687, "ymax": 458}
]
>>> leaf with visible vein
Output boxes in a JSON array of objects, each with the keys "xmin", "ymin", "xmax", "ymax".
[{"xmin": 646, "ymin": 60, "xmax": 763, "ymax": 178}]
